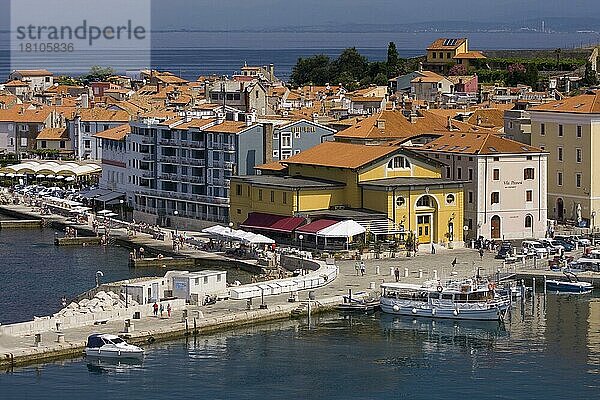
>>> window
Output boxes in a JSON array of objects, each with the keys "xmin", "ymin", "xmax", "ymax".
[
  {"xmin": 524, "ymin": 168, "xmax": 535, "ymax": 180},
  {"xmin": 272, "ymin": 150, "xmax": 279, "ymax": 158},
  {"xmin": 558, "ymin": 124, "xmax": 563, "ymax": 137},
  {"xmin": 387, "ymin": 156, "xmax": 410, "ymax": 169},
  {"xmin": 525, "ymin": 215, "xmax": 533, "ymax": 228},
  {"xmin": 526, "ymin": 190, "xmax": 533, "ymax": 202},
  {"xmin": 468, "ymin": 191, "xmax": 473, "ymax": 204},
  {"xmin": 217, "ymin": 274, "xmax": 222, "ymax": 282},
  {"xmin": 417, "ymin": 196, "xmax": 432, "ymax": 207},
  {"xmin": 557, "ymin": 172, "xmax": 563, "ymax": 186},
  {"xmin": 468, "ymin": 219, "xmax": 473, "ymax": 229},
  {"xmin": 493, "ymin": 169, "xmax": 500, "ymax": 180},
  {"xmin": 258, "ymin": 189, "xmax": 263, "ymax": 201},
  {"xmin": 576, "ymin": 148, "xmax": 582, "ymax": 163},
  {"xmin": 447, "ymin": 52, "xmax": 451, "ymax": 59},
  {"xmin": 439, "ymin": 52, "xmax": 443, "ymax": 59},
  {"xmin": 236, "ymin": 184, "xmax": 242, "ymax": 196},
  {"xmin": 84, "ymin": 124, "xmax": 90, "ymax": 133},
  {"xmin": 445, "ymin": 167, "xmax": 451, "ymax": 178},
  {"xmin": 432, "ymin": 52, "xmax": 436, "ymax": 59},
  {"xmin": 491, "ymin": 192, "xmax": 500, "ymax": 204},
  {"xmin": 281, "ymin": 133, "xmax": 291, "ymax": 148},
  {"xmin": 558, "ymin": 147, "xmax": 563, "ymax": 161},
  {"xmin": 576, "ymin": 173, "xmax": 582, "ymax": 188},
  {"xmin": 577, "ymin": 125, "xmax": 582, "ymax": 138},
  {"xmin": 273, "ymin": 132, "xmax": 279, "ymax": 140},
  {"xmin": 283, "ymin": 192, "xmax": 287, "ymax": 204},
  {"xmin": 468, "ymin": 168, "xmax": 473, "ymax": 181},
  {"xmin": 493, "ymin": 157, "xmax": 499, "ymax": 162},
  {"xmin": 40, "ymin": 140, "xmax": 47, "ymax": 148},
  {"xmin": 294, "ymin": 130, "xmax": 301, "ymax": 139},
  {"xmin": 446, "ymin": 194, "xmax": 455, "ymax": 204},
  {"xmin": 270, "ymin": 191, "xmax": 275, "ymax": 202},
  {"xmin": 396, "ymin": 196, "xmax": 406, "ymax": 207},
  {"xmin": 204, "ymin": 277, "xmax": 208, "ymax": 284},
  {"xmin": 540, "ymin": 123, "xmax": 545, "ymax": 135},
  {"xmin": 457, "ymin": 167, "xmax": 462, "ymax": 180},
  {"xmin": 60, "ymin": 141, "xmax": 65, "ymax": 149},
  {"xmin": 281, "ymin": 150, "xmax": 292, "ymax": 159},
  {"xmin": 84, "ymin": 140, "xmax": 91, "ymax": 149}
]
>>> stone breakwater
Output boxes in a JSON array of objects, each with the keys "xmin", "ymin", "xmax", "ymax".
[{"xmin": 54, "ymin": 291, "xmax": 140, "ymax": 319}]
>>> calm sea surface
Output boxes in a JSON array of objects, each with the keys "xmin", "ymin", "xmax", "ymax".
[{"xmin": 1, "ymin": 295, "xmax": 599, "ymax": 399}]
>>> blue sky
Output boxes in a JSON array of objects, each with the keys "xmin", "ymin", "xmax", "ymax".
[{"xmin": 151, "ymin": 0, "xmax": 599, "ymax": 30}]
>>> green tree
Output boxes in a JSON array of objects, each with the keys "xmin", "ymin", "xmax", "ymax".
[
  {"xmin": 333, "ymin": 48, "xmax": 368, "ymax": 83},
  {"xmin": 583, "ymin": 62, "xmax": 598, "ymax": 86},
  {"xmin": 373, "ymin": 72, "xmax": 389, "ymax": 86},
  {"xmin": 80, "ymin": 66, "xmax": 115, "ymax": 84},
  {"xmin": 387, "ymin": 42, "xmax": 400, "ymax": 76},
  {"xmin": 290, "ymin": 55, "xmax": 332, "ymax": 86}
]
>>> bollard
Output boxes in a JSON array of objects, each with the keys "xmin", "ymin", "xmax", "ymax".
[
  {"xmin": 193, "ymin": 317, "xmax": 197, "ymax": 335},
  {"xmin": 544, "ymin": 275, "xmax": 547, "ymax": 295},
  {"xmin": 404, "ymin": 268, "xmax": 409, "ymax": 278},
  {"xmin": 532, "ymin": 277, "xmax": 536, "ymax": 296},
  {"xmin": 375, "ymin": 266, "xmax": 380, "ymax": 275},
  {"xmin": 433, "ymin": 270, "xmax": 438, "ymax": 280},
  {"xmin": 57, "ymin": 333, "xmax": 65, "ymax": 343},
  {"xmin": 369, "ymin": 282, "xmax": 376, "ymax": 290},
  {"xmin": 418, "ymin": 269, "xmax": 423, "ymax": 279},
  {"xmin": 390, "ymin": 267, "xmax": 395, "ymax": 276}
]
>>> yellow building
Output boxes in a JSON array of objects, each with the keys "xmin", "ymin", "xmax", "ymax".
[
  {"xmin": 230, "ymin": 141, "xmax": 464, "ymax": 246},
  {"xmin": 529, "ymin": 91, "xmax": 600, "ymax": 225},
  {"xmin": 424, "ymin": 38, "xmax": 485, "ymax": 74}
]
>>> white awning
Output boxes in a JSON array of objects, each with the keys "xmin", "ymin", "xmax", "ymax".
[
  {"xmin": 317, "ymin": 220, "xmax": 366, "ymax": 238},
  {"xmin": 245, "ymin": 233, "xmax": 275, "ymax": 244},
  {"xmin": 201, "ymin": 225, "xmax": 229, "ymax": 236}
]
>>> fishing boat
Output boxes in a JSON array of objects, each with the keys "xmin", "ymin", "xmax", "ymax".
[
  {"xmin": 546, "ymin": 271, "xmax": 593, "ymax": 294},
  {"xmin": 85, "ymin": 334, "xmax": 144, "ymax": 360},
  {"xmin": 380, "ymin": 278, "xmax": 511, "ymax": 321}
]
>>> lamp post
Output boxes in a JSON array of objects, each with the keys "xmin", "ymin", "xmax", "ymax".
[
  {"xmin": 95, "ymin": 270, "xmax": 104, "ymax": 288},
  {"xmin": 119, "ymin": 199, "xmax": 124, "ymax": 221},
  {"xmin": 592, "ymin": 211, "xmax": 596, "ymax": 245},
  {"xmin": 299, "ymin": 234, "xmax": 304, "ymax": 274},
  {"xmin": 173, "ymin": 210, "xmax": 179, "ymax": 235}
]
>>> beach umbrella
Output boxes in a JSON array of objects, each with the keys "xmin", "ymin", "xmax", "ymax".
[
  {"xmin": 97, "ymin": 209, "xmax": 111, "ymax": 215},
  {"xmin": 65, "ymin": 177, "xmax": 75, "ymax": 182},
  {"xmin": 56, "ymin": 175, "xmax": 65, "ymax": 180}
]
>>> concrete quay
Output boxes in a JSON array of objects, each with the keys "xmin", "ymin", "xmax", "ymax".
[{"xmin": 0, "ymin": 219, "xmax": 42, "ymax": 229}]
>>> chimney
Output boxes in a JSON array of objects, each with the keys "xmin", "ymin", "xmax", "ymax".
[
  {"xmin": 81, "ymin": 93, "xmax": 89, "ymax": 109},
  {"xmin": 269, "ymin": 64, "xmax": 274, "ymax": 81},
  {"xmin": 312, "ymin": 113, "xmax": 319, "ymax": 124},
  {"xmin": 376, "ymin": 119, "xmax": 385, "ymax": 130},
  {"xmin": 409, "ymin": 112, "xmax": 418, "ymax": 124},
  {"xmin": 418, "ymin": 62, "xmax": 423, "ymax": 72},
  {"xmin": 447, "ymin": 116, "xmax": 454, "ymax": 130},
  {"xmin": 476, "ymin": 115, "xmax": 482, "ymax": 126},
  {"xmin": 245, "ymin": 112, "xmax": 256, "ymax": 127},
  {"xmin": 216, "ymin": 111, "xmax": 225, "ymax": 124}
]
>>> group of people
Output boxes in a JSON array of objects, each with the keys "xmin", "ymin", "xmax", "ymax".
[
  {"xmin": 354, "ymin": 261, "xmax": 366, "ymax": 276},
  {"xmin": 152, "ymin": 302, "xmax": 172, "ymax": 318}
]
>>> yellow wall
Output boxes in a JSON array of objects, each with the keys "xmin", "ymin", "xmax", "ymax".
[
  {"xmin": 426, "ymin": 42, "xmax": 468, "ymax": 64},
  {"xmin": 230, "ymin": 181, "xmax": 295, "ymax": 226}
]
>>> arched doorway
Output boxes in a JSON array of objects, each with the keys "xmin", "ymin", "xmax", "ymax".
[
  {"xmin": 491, "ymin": 215, "xmax": 501, "ymax": 239},
  {"xmin": 557, "ymin": 198, "xmax": 564, "ymax": 221},
  {"xmin": 525, "ymin": 214, "xmax": 534, "ymax": 237},
  {"xmin": 415, "ymin": 195, "xmax": 438, "ymax": 244}
]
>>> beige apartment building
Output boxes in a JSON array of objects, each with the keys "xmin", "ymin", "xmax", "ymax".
[{"xmin": 529, "ymin": 91, "xmax": 600, "ymax": 227}]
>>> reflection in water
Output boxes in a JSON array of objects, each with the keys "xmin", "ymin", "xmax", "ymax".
[
  {"xmin": 85, "ymin": 357, "xmax": 144, "ymax": 375},
  {"xmin": 587, "ymin": 299, "xmax": 600, "ymax": 375}
]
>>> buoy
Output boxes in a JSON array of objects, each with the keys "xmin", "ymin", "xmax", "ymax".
[
  {"xmin": 453, "ymin": 309, "xmax": 459, "ymax": 316},
  {"xmin": 393, "ymin": 305, "xmax": 400, "ymax": 312},
  {"xmin": 412, "ymin": 308, "xmax": 417, "ymax": 314}
]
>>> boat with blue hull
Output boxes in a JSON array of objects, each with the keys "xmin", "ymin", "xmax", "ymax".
[{"xmin": 546, "ymin": 271, "xmax": 593, "ymax": 294}]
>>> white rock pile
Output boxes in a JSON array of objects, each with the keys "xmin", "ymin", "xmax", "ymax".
[{"xmin": 54, "ymin": 291, "xmax": 140, "ymax": 318}]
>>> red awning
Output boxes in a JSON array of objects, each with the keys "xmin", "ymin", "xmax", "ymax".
[
  {"xmin": 295, "ymin": 219, "xmax": 338, "ymax": 234},
  {"xmin": 241, "ymin": 212, "xmax": 306, "ymax": 233}
]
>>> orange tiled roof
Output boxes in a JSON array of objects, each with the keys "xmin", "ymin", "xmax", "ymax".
[
  {"xmin": 426, "ymin": 38, "xmax": 467, "ymax": 50},
  {"xmin": 5, "ymin": 80, "xmax": 28, "ymax": 87},
  {"xmin": 529, "ymin": 91, "xmax": 600, "ymax": 114},
  {"xmin": 93, "ymin": 124, "xmax": 130, "ymax": 141},
  {"xmin": 418, "ymin": 132, "xmax": 542, "ymax": 155},
  {"xmin": 454, "ymin": 51, "xmax": 486, "ymax": 59},
  {"xmin": 465, "ymin": 108, "xmax": 505, "ymax": 129},
  {"xmin": 411, "ymin": 71, "xmax": 446, "ymax": 83},
  {"xmin": 0, "ymin": 105, "xmax": 51, "ymax": 123},
  {"xmin": 77, "ymin": 108, "xmax": 130, "ymax": 122},
  {"xmin": 36, "ymin": 127, "xmax": 68, "ymax": 140},
  {"xmin": 283, "ymin": 141, "xmax": 399, "ymax": 169},
  {"xmin": 204, "ymin": 120, "xmax": 250, "ymax": 134},
  {"xmin": 256, "ymin": 161, "xmax": 287, "ymax": 172},
  {"xmin": 176, "ymin": 119, "xmax": 214, "ymax": 130},
  {"xmin": 13, "ymin": 69, "xmax": 53, "ymax": 77}
]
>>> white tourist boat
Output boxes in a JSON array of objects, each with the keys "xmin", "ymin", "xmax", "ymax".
[
  {"xmin": 380, "ymin": 279, "xmax": 511, "ymax": 321},
  {"xmin": 85, "ymin": 334, "xmax": 144, "ymax": 360}
]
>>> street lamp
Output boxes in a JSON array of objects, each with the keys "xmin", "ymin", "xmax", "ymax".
[
  {"xmin": 592, "ymin": 211, "xmax": 596, "ymax": 245},
  {"xmin": 228, "ymin": 222, "xmax": 234, "ymax": 249},
  {"xmin": 95, "ymin": 270, "xmax": 104, "ymax": 287},
  {"xmin": 119, "ymin": 199, "xmax": 124, "ymax": 221},
  {"xmin": 174, "ymin": 210, "xmax": 179, "ymax": 235},
  {"xmin": 299, "ymin": 234, "xmax": 304, "ymax": 274}
]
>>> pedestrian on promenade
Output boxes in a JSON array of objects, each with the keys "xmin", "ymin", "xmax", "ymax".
[
  {"xmin": 355, "ymin": 262, "xmax": 360, "ymax": 276},
  {"xmin": 159, "ymin": 303, "xmax": 164, "ymax": 318},
  {"xmin": 167, "ymin": 303, "xmax": 172, "ymax": 318},
  {"xmin": 451, "ymin": 257, "xmax": 457, "ymax": 269},
  {"xmin": 479, "ymin": 247, "xmax": 484, "ymax": 260},
  {"xmin": 431, "ymin": 243, "xmax": 436, "ymax": 254},
  {"xmin": 140, "ymin": 247, "xmax": 145, "ymax": 259},
  {"xmin": 153, "ymin": 302, "xmax": 158, "ymax": 317},
  {"xmin": 360, "ymin": 261, "xmax": 366, "ymax": 276},
  {"xmin": 394, "ymin": 267, "xmax": 400, "ymax": 282}
]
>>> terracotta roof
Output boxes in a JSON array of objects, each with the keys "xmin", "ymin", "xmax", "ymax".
[
  {"xmin": 350, "ymin": 96, "xmax": 384, "ymax": 102},
  {"xmin": 92, "ymin": 124, "xmax": 130, "ymax": 141},
  {"xmin": 283, "ymin": 141, "xmax": 400, "ymax": 169},
  {"xmin": 77, "ymin": 108, "xmax": 130, "ymax": 122},
  {"xmin": 203, "ymin": 121, "xmax": 250, "ymax": 134},
  {"xmin": 155, "ymin": 74, "xmax": 188, "ymax": 84},
  {"xmin": 176, "ymin": 119, "xmax": 214, "ymax": 130},
  {"xmin": 446, "ymin": 75, "xmax": 477, "ymax": 85},
  {"xmin": 426, "ymin": 38, "xmax": 467, "ymax": 50},
  {"xmin": 36, "ymin": 127, "xmax": 68, "ymax": 140},
  {"xmin": 418, "ymin": 132, "xmax": 543, "ymax": 155},
  {"xmin": 256, "ymin": 161, "xmax": 287, "ymax": 172},
  {"xmin": 13, "ymin": 69, "xmax": 53, "ymax": 77},
  {"xmin": 453, "ymin": 51, "xmax": 486, "ymax": 59},
  {"xmin": 465, "ymin": 108, "xmax": 505, "ymax": 129},
  {"xmin": 0, "ymin": 105, "xmax": 52, "ymax": 123},
  {"xmin": 5, "ymin": 80, "xmax": 29, "ymax": 87},
  {"xmin": 411, "ymin": 71, "xmax": 446, "ymax": 83},
  {"xmin": 529, "ymin": 91, "xmax": 600, "ymax": 114}
]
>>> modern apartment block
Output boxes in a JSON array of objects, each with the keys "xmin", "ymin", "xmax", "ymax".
[{"xmin": 529, "ymin": 91, "xmax": 600, "ymax": 226}]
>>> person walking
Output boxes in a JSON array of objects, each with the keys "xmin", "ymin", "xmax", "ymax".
[
  {"xmin": 431, "ymin": 243, "xmax": 436, "ymax": 254},
  {"xmin": 360, "ymin": 261, "xmax": 366, "ymax": 276},
  {"xmin": 152, "ymin": 302, "xmax": 158, "ymax": 317},
  {"xmin": 159, "ymin": 303, "xmax": 164, "ymax": 318},
  {"xmin": 479, "ymin": 247, "xmax": 484, "ymax": 260},
  {"xmin": 167, "ymin": 303, "xmax": 172, "ymax": 318},
  {"xmin": 451, "ymin": 257, "xmax": 457, "ymax": 269},
  {"xmin": 355, "ymin": 262, "xmax": 360, "ymax": 276},
  {"xmin": 394, "ymin": 267, "xmax": 400, "ymax": 282}
]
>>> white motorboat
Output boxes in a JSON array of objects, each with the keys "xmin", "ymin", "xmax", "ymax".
[
  {"xmin": 380, "ymin": 278, "xmax": 511, "ymax": 321},
  {"xmin": 85, "ymin": 334, "xmax": 144, "ymax": 360}
]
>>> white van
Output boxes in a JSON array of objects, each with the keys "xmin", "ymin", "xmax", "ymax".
[{"xmin": 521, "ymin": 240, "xmax": 548, "ymax": 257}]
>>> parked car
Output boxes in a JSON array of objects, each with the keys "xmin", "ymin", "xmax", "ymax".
[
  {"xmin": 569, "ymin": 235, "xmax": 591, "ymax": 247},
  {"xmin": 538, "ymin": 238, "xmax": 562, "ymax": 255},
  {"xmin": 554, "ymin": 235, "xmax": 577, "ymax": 246},
  {"xmin": 552, "ymin": 238, "xmax": 575, "ymax": 252},
  {"xmin": 495, "ymin": 242, "xmax": 514, "ymax": 259},
  {"xmin": 521, "ymin": 240, "xmax": 548, "ymax": 257}
]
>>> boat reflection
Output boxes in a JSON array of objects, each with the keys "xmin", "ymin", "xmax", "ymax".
[
  {"xmin": 86, "ymin": 357, "xmax": 144, "ymax": 375},
  {"xmin": 380, "ymin": 313, "xmax": 507, "ymax": 346}
]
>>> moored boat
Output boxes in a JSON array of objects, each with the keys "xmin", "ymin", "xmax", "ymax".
[
  {"xmin": 546, "ymin": 271, "xmax": 593, "ymax": 294},
  {"xmin": 85, "ymin": 334, "xmax": 144, "ymax": 360},
  {"xmin": 380, "ymin": 279, "xmax": 511, "ymax": 321}
]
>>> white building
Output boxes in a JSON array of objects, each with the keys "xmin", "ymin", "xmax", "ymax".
[
  {"xmin": 9, "ymin": 69, "xmax": 54, "ymax": 93},
  {"xmin": 95, "ymin": 124, "xmax": 131, "ymax": 197},
  {"xmin": 171, "ymin": 270, "xmax": 227, "ymax": 304}
]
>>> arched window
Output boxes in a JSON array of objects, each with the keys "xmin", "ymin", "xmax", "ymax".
[
  {"xmin": 387, "ymin": 156, "xmax": 410, "ymax": 170},
  {"xmin": 396, "ymin": 196, "xmax": 406, "ymax": 207},
  {"xmin": 525, "ymin": 214, "xmax": 533, "ymax": 228},
  {"xmin": 417, "ymin": 196, "xmax": 432, "ymax": 207}
]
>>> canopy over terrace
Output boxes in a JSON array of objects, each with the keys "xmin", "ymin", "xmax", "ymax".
[
  {"xmin": 296, "ymin": 219, "xmax": 366, "ymax": 250},
  {"xmin": 0, "ymin": 160, "xmax": 101, "ymax": 181},
  {"xmin": 240, "ymin": 212, "xmax": 306, "ymax": 240}
]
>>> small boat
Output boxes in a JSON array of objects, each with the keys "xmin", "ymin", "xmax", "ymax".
[
  {"xmin": 380, "ymin": 278, "xmax": 511, "ymax": 321},
  {"xmin": 85, "ymin": 334, "xmax": 144, "ymax": 360},
  {"xmin": 337, "ymin": 296, "xmax": 380, "ymax": 313},
  {"xmin": 546, "ymin": 272, "xmax": 592, "ymax": 294}
]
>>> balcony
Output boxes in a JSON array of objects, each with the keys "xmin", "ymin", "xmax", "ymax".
[
  {"xmin": 159, "ymin": 138, "xmax": 179, "ymax": 146},
  {"xmin": 181, "ymin": 157, "xmax": 205, "ymax": 167},
  {"xmin": 209, "ymin": 142, "xmax": 223, "ymax": 150},
  {"xmin": 189, "ymin": 141, "xmax": 205, "ymax": 149},
  {"xmin": 141, "ymin": 154, "xmax": 155, "ymax": 161},
  {"xmin": 159, "ymin": 173, "xmax": 179, "ymax": 181},
  {"xmin": 140, "ymin": 170, "xmax": 154, "ymax": 178},
  {"xmin": 159, "ymin": 156, "xmax": 178, "ymax": 163},
  {"xmin": 140, "ymin": 137, "xmax": 154, "ymax": 144},
  {"xmin": 223, "ymin": 144, "xmax": 236, "ymax": 152}
]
